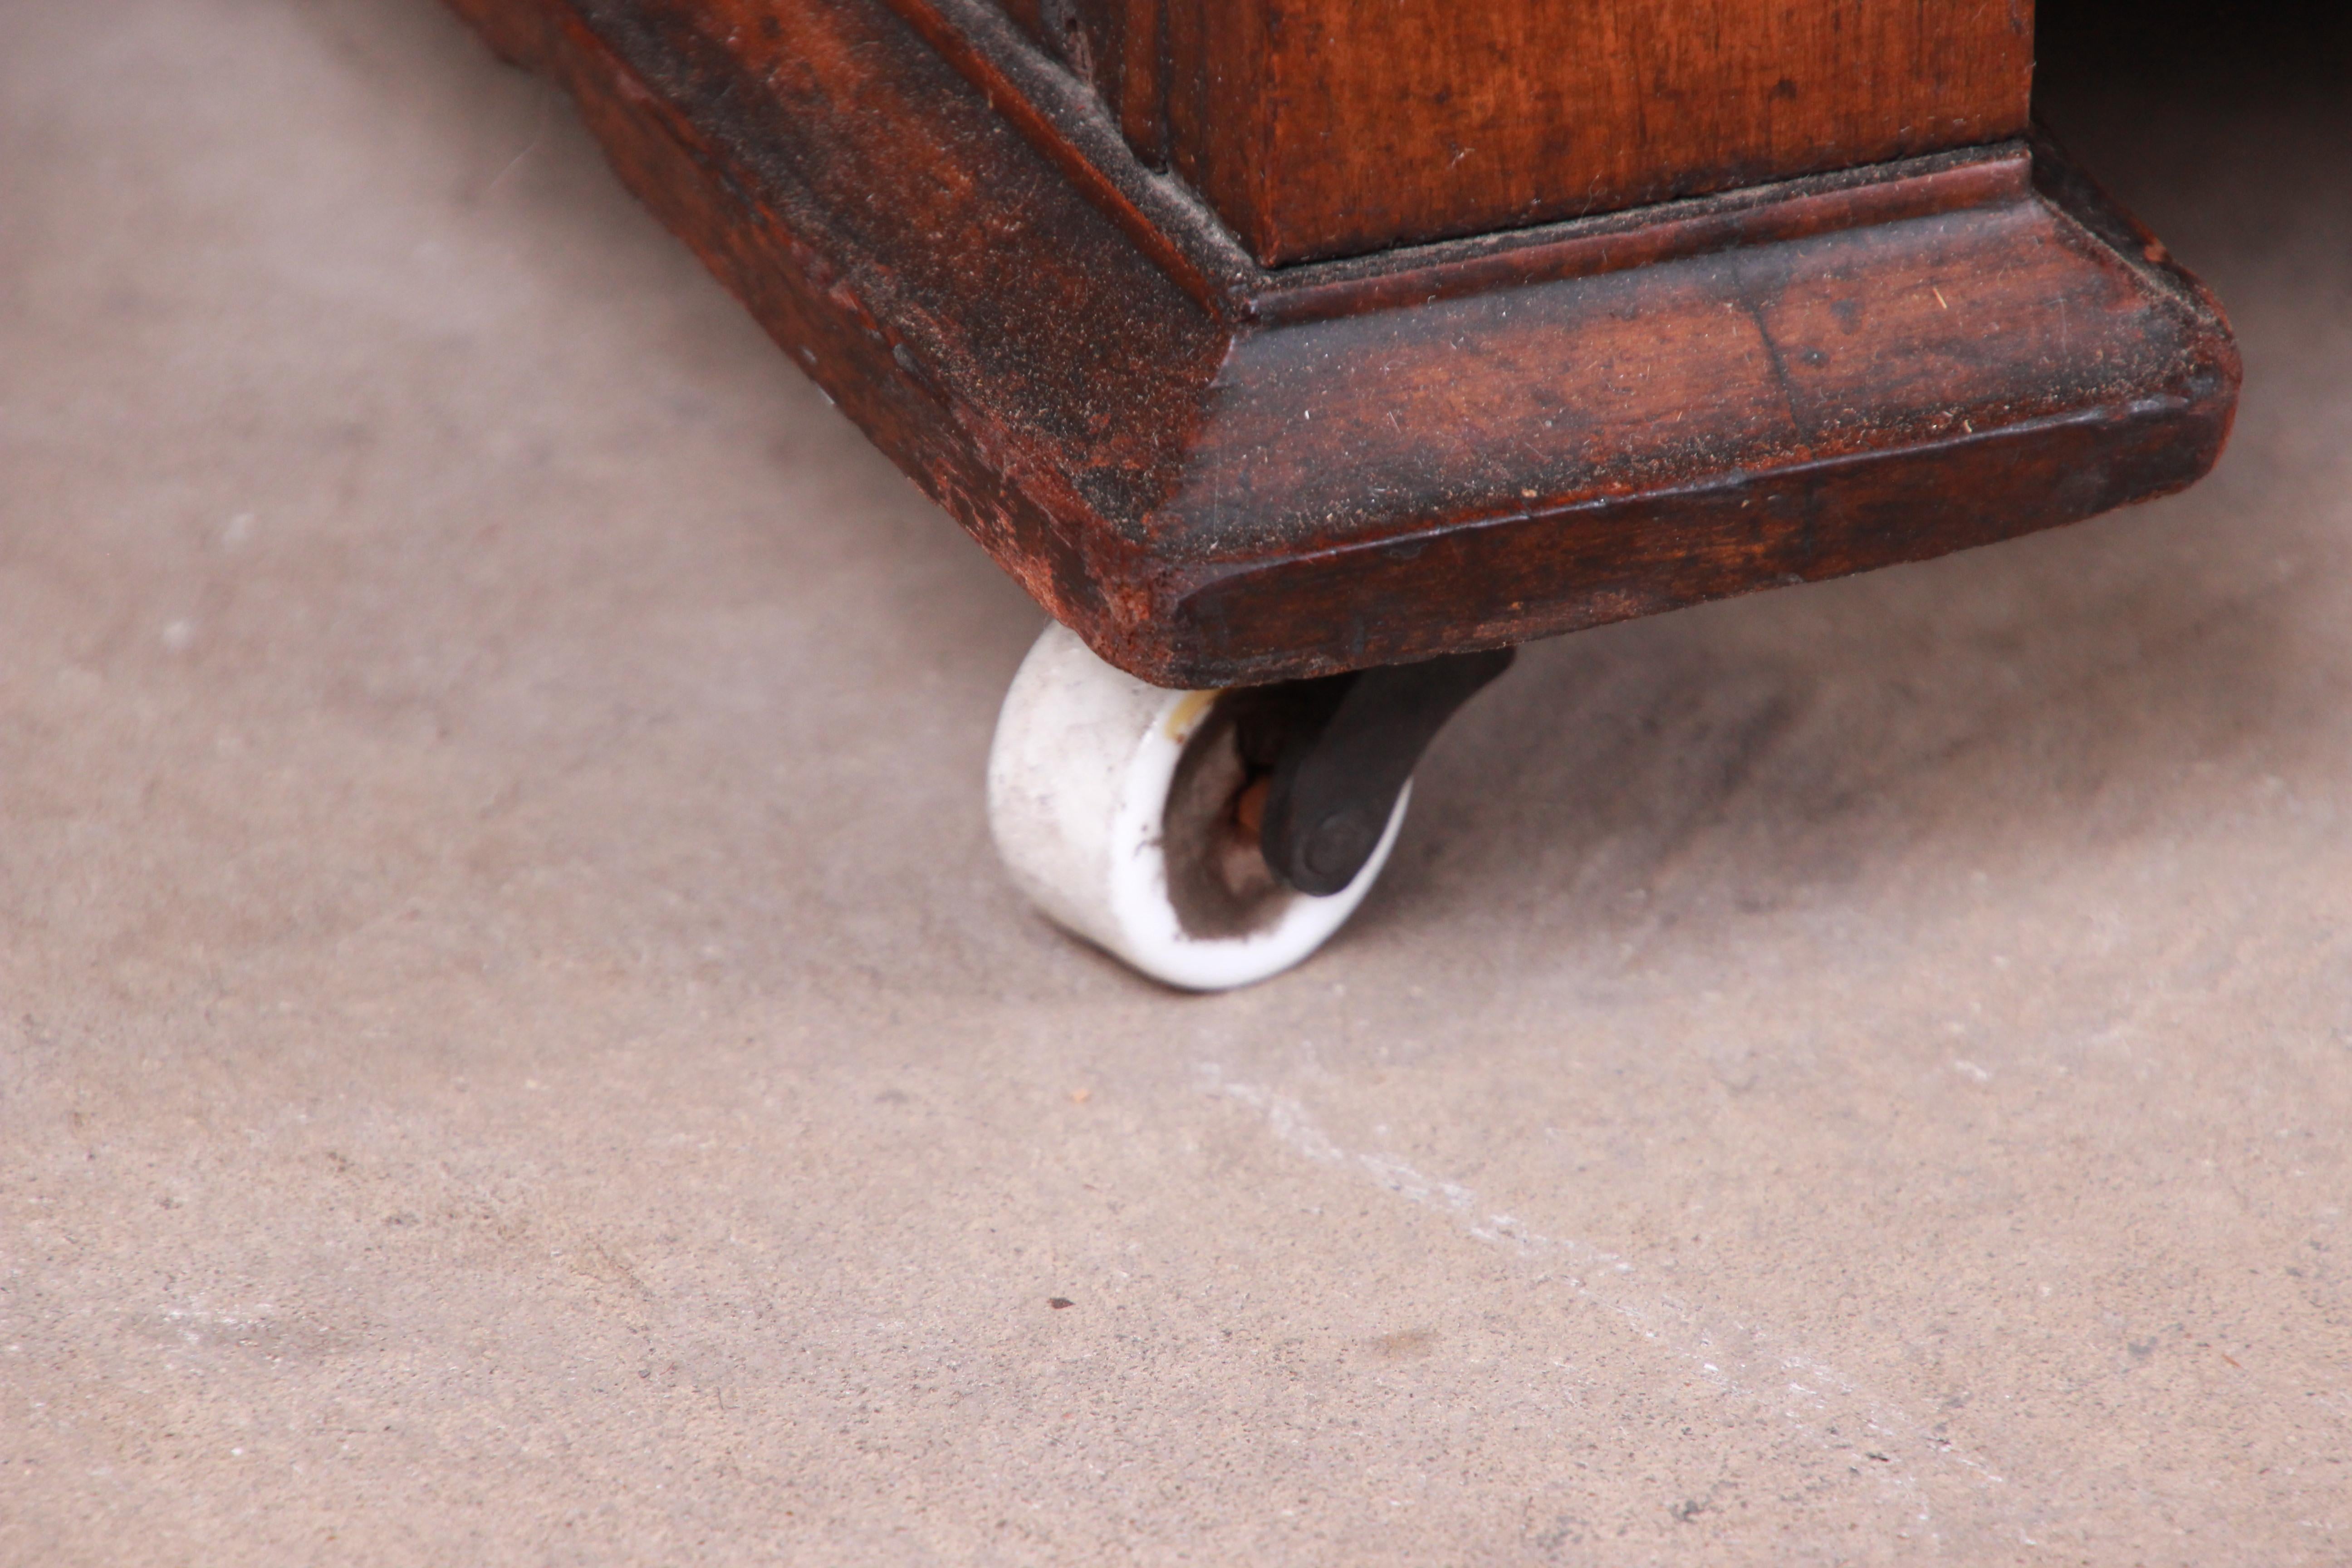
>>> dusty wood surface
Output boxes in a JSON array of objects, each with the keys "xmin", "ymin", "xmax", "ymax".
[
  {"xmin": 997, "ymin": 0, "xmax": 2033, "ymax": 264},
  {"xmin": 446, "ymin": 0, "xmax": 2235, "ymax": 686}
]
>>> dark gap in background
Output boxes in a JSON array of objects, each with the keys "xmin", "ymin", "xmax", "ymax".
[
  {"xmin": 2037, "ymin": 0, "xmax": 2352, "ymax": 102},
  {"xmin": 2031, "ymin": 0, "xmax": 2349, "ymax": 282}
]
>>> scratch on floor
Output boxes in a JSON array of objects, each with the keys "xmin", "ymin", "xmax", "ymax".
[{"xmin": 1198, "ymin": 1064, "xmax": 2010, "ymax": 1534}]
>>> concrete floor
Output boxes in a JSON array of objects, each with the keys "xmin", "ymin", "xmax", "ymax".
[{"xmin": 5, "ymin": 1, "xmax": 2349, "ymax": 1561}]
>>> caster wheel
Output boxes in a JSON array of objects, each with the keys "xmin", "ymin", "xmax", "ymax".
[{"xmin": 987, "ymin": 625, "xmax": 1407, "ymax": 991}]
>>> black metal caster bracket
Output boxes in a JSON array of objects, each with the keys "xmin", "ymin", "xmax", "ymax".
[{"xmin": 1225, "ymin": 647, "xmax": 1517, "ymax": 896}]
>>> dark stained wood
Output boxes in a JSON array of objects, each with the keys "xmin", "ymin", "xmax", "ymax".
[
  {"xmin": 985, "ymin": 0, "xmax": 2031, "ymax": 261},
  {"xmin": 985, "ymin": 0, "xmax": 1163, "ymax": 166},
  {"xmin": 443, "ymin": 0, "xmax": 2237, "ymax": 689},
  {"xmin": 1108, "ymin": 0, "xmax": 1164, "ymax": 166},
  {"xmin": 1169, "ymin": 148, "xmax": 2235, "ymax": 677},
  {"xmin": 1246, "ymin": 150, "xmax": 2031, "ymax": 327},
  {"xmin": 1155, "ymin": 0, "xmax": 2033, "ymax": 264}
]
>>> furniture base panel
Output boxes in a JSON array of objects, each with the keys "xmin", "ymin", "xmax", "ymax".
[{"xmin": 446, "ymin": 0, "xmax": 2240, "ymax": 686}]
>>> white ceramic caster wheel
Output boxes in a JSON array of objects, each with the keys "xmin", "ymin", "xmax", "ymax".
[{"xmin": 987, "ymin": 624, "xmax": 1407, "ymax": 991}]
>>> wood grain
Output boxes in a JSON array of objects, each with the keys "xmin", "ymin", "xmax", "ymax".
[
  {"xmin": 987, "ymin": 1, "xmax": 2029, "ymax": 263},
  {"xmin": 443, "ymin": 0, "xmax": 2235, "ymax": 687},
  {"xmin": 1144, "ymin": 0, "xmax": 2034, "ymax": 264}
]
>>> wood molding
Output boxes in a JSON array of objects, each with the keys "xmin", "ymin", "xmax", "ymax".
[
  {"xmin": 990, "ymin": 0, "xmax": 2032, "ymax": 264},
  {"xmin": 446, "ymin": 0, "xmax": 2240, "ymax": 687}
]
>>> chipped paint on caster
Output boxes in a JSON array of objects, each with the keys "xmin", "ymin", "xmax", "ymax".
[{"xmin": 987, "ymin": 624, "xmax": 1407, "ymax": 991}]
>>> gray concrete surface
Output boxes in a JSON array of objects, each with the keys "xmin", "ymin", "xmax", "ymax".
[{"xmin": 4, "ymin": 1, "xmax": 2349, "ymax": 1561}]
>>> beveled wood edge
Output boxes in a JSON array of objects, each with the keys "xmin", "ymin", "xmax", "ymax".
[
  {"xmin": 1133, "ymin": 148, "xmax": 2243, "ymax": 683},
  {"xmin": 1155, "ymin": 396, "xmax": 2235, "ymax": 685},
  {"xmin": 873, "ymin": 0, "xmax": 1247, "ymax": 311},
  {"xmin": 1249, "ymin": 147, "xmax": 2029, "ymax": 327},
  {"xmin": 446, "ymin": 0, "xmax": 2240, "ymax": 689},
  {"xmin": 2026, "ymin": 122, "xmax": 2239, "ymax": 335},
  {"xmin": 886, "ymin": 0, "xmax": 2040, "ymax": 330},
  {"xmin": 446, "ymin": 0, "xmax": 1168, "ymax": 650}
]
